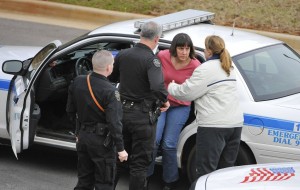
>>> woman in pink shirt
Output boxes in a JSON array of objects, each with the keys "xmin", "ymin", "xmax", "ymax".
[{"xmin": 147, "ymin": 33, "xmax": 200, "ymax": 189}]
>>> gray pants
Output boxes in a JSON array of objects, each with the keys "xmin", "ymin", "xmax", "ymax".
[{"xmin": 196, "ymin": 126, "xmax": 242, "ymax": 178}]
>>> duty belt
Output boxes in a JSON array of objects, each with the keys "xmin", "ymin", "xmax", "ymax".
[
  {"xmin": 80, "ymin": 123, "xmax": 108, "ymax": 136},
  {"xmin": 122, "ymin": 99, "xmax": 142, "ymax": 110}
]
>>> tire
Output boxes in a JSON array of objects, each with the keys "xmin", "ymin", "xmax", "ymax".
[
  {"xmin": 186, "ymin": 145, "xmax": 197, "ymax": 183},
  {"xmin": 186, "ymin": 143, "xmax": 255, "ymax": 183},
  {"xmin": 235, "ymin": 143, "xmax": 256, "ymax": 166}
]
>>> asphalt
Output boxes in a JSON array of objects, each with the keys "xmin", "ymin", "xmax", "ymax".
[{"xmin": 0, "ymin": 0, "xmax": 299, "ymax": 52}]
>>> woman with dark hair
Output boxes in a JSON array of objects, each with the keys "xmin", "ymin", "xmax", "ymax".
[
  {"xmin": 147, "ymin": 33, "xmax": 200, "ymax": 190},
  {"xmin": 168, "ymin": 35, "xmax": 244, "ymax": 180}
]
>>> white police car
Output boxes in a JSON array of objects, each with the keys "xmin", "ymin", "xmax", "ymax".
[
  {"xmin": 1, "ymin": 9, "xmax": 300, "ymax": 183},
  {"xmin": 191, "ymin": 162, "xmax": 300, "ymax": 190}
]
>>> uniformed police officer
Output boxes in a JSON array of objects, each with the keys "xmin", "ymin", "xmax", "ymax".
[
  {"xmin": 66, "ymin": 50, "xmax": 128, "ymax": 190},
  {"xmin": 109, "ymin": 21, "xmax": 170, "ymax": 190}
]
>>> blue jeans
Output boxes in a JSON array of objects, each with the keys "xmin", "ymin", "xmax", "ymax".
[{"xmin": 147, "ymin": 106, "xmax": 190, "ymax": 183}]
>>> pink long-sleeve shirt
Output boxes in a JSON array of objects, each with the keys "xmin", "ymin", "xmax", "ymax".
[{"xmin": 158, "ymin": 50, "xmax": 200, "ymax": 106}]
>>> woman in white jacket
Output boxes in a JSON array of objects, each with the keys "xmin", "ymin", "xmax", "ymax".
[{"xmin": 168, "ymin": 35, "xmax": 244, "ymax": 179}]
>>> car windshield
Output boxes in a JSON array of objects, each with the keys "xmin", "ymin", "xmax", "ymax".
[{"xmin": 233, "ymin": 44, "xmax": 300, "ymax": 101}]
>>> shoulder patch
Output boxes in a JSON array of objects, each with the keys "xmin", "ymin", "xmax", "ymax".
[
  {"xmin": 115, "ymin": 91, "xmax": 121, "ymax": 101},
  {"xmin": 153, "ymin": 58, "xmax": 161, "ymax": 67}
]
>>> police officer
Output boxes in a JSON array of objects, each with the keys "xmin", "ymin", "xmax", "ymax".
[
  {"xmin": 66, "ymin": 50, "xmax": 128, "ymax": 190},
  {"xmin": 109, "ymin": 21, "xmax": 170, "ymax": 190}
]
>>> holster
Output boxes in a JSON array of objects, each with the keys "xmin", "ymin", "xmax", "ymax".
[
  {"xmin": 103, "ymin": 132, "xmax": 114, "ymax": 148},
  {"xmin": 147, "ymin": 99, "xmax": 163, "ymax": 125}
]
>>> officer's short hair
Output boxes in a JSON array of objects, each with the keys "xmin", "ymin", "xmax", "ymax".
[
  {"xmin": 140, "ymin": 21, "xmax": 162, "ymax": 40},
  {"xmin": 92, "ymin": 50, "xmax": 114, "ymax": 70}
]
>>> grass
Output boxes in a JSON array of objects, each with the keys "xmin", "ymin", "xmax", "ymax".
[{"xmin": 47, "ymin": 0, "xmax": 300, "ymax": 35}]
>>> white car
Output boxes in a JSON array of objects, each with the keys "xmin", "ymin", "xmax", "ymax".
[
  {"xmin": 1, "ymin": 9, "xmax": 300, "ymax": 182},
  {"xmin": 191, "ymin": 162, "xmax": 300, "ymax": 190}
]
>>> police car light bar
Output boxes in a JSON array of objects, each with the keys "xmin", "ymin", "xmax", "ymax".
[{"xmin": 134, "ymin": 9, "xmax": 215, "ymax": 32}]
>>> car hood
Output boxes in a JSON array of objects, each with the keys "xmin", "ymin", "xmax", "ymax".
[
  {"xmin": 0, "ymin": 45, "xmax": 41, "ymax": 64},
  {"xmin": 195, "ymin": 162, "xmax": 300, "ymax": 190}
]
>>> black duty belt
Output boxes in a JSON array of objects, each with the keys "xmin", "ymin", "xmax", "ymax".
[
  {"xmin": 122, "ymin": 99, "xmax": 143, "ymax": 110},
  {"xmin": 80, "ymin": 123, "xmax": 108, "ymax": 136}
]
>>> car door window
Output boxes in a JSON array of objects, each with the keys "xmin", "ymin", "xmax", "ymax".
[{"xmin": 233, "ymin": 44, "xmax": 300, "ymax": 101}]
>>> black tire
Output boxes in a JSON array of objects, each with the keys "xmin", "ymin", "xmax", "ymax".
[
  {"xmin": 186, "ymin": 143, "xmax": 255, "ymax": 183},
  {"xmin": 186, "ymin": 145, "xmax": 197, "ymax": 183},
  {"xmin": 235, "ymin": 143, "xmax": 256, "ymax": 166}
]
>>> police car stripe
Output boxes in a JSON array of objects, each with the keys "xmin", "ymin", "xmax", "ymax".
[
  {"xmin": 0, "ymin": 79, "xmax": 10, "ymax": 91},
  {"xmin": 244, "ymin": 114, "xmax": 298, "ymax": 132},
  {"xmin": 207, "ymin": 79, "xmax": 236, "ymax": 87}
]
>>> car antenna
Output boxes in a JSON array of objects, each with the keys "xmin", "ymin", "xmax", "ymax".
[
  {"xmin": 232, "ymin": 0, "xmax": 240, "ymax": 36},
  {"xmin": 231, "ymin": 14, "xmax": 238, "ymax": 36},
  {"xmin": 231, "ymin": 18, "xmax": 236, "ymax": 36}
]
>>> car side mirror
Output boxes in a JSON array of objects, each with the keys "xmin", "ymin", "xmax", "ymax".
[{"xmin": 2, "ymin": 60, "xmax": 23, "ymax": 75}]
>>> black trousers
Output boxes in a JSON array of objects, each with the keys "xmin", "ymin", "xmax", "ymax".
[
  {"xmin": 195, "ymin": 126, "xmax": 242, "ymax": 178},
  {"xmin": 74, "ymin": 130, "xmax": 116, "ymax": 190},
  {"xmin": 115, "ymin": 106, "xmax": 156, "ymax": 190}
]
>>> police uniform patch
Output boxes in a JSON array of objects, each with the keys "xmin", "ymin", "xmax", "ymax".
[
  {"xmin": 153, "ymin": 58, "xmax": 161, "ymax": 67},
  {"xmin": 115, "ymin": 91, "xmax": 121, "ymax": 101}
]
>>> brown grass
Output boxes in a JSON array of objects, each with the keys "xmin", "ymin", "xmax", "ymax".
[{"xmin": 48, "ymin": 0, "xmax": 300, "ymax": 35}]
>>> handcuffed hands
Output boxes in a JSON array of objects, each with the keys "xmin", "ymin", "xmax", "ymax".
[
  {"xmin": 118, "ymin": 150, "xmax": 128, "ymax": 162},
  {"xmin": 160, "ymin": 101, "xmax": 170, "ymax": 112}
]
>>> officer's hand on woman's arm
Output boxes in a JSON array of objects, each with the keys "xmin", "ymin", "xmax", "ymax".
[
  {"xmin": 118, "ymin": 150, "xmax": 128, "ymax": 162},
  {"xmin": 160, "ymin": 101, "xmax": 170, "ymax": 112}
]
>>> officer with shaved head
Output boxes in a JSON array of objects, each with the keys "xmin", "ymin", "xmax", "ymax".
[{"xmin": 67, "ymin": 50, "xmax": 128, "ymax": 190}]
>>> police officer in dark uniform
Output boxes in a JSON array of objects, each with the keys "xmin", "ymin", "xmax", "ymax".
[
  {"xmin": 109, "ymin": 21, "xmax": 170, "ymax": 190},
  {"xmin": 66, "ymin": 50, "xmax": 128, "ymax": 190}
]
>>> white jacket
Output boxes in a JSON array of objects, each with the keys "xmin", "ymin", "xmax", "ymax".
[{"xmin": 168, "ymin": 59, "xmax": 244, "ymax": 128}]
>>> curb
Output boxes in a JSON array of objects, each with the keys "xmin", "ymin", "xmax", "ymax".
[{"xmin": 0, "ymin": 0, "xmax": 299, "ymax": 52}]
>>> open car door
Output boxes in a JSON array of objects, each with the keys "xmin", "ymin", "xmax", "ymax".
[{"xmin": 3, "ymin": 40, "xmax": 62, "ymax": 158}]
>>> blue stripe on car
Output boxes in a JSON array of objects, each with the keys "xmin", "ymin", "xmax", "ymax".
[
  {"xmin": 0, "ymin": 79, "xmax": 10, "ymax": 91},
  {"xmin": 244, "ymin": 114, "xmax": 297, "ymax": 132}
]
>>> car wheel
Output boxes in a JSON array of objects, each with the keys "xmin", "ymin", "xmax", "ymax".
[
  {"xmin": 235, "ymin": 143, "xmax": 256, "ymax": 166},
  {"xmin": 187, "ymin": 145, "xmax": 197, "ymax": 183},
  {"xmin": 186, "ymin": 143, "xmax": 256, "ymax": 183}
]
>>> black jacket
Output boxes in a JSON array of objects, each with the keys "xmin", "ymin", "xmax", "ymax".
[
  {"xmin": 109, "ymin": 43, "xmax": 168, "ymax": 103},
  {"xmin": 66, "ymin": 72, "xmax": 124, "ymax": 152}
]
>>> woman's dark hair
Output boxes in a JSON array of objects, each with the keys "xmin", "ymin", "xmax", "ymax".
[{"xmin": 169, "ymin": 33, "xmax": 195, "ymax": 59}]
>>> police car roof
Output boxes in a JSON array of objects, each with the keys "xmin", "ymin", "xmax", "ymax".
[{"xmin": 89, "ymin": 10, "xmax": 282, "ymax": 57}]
